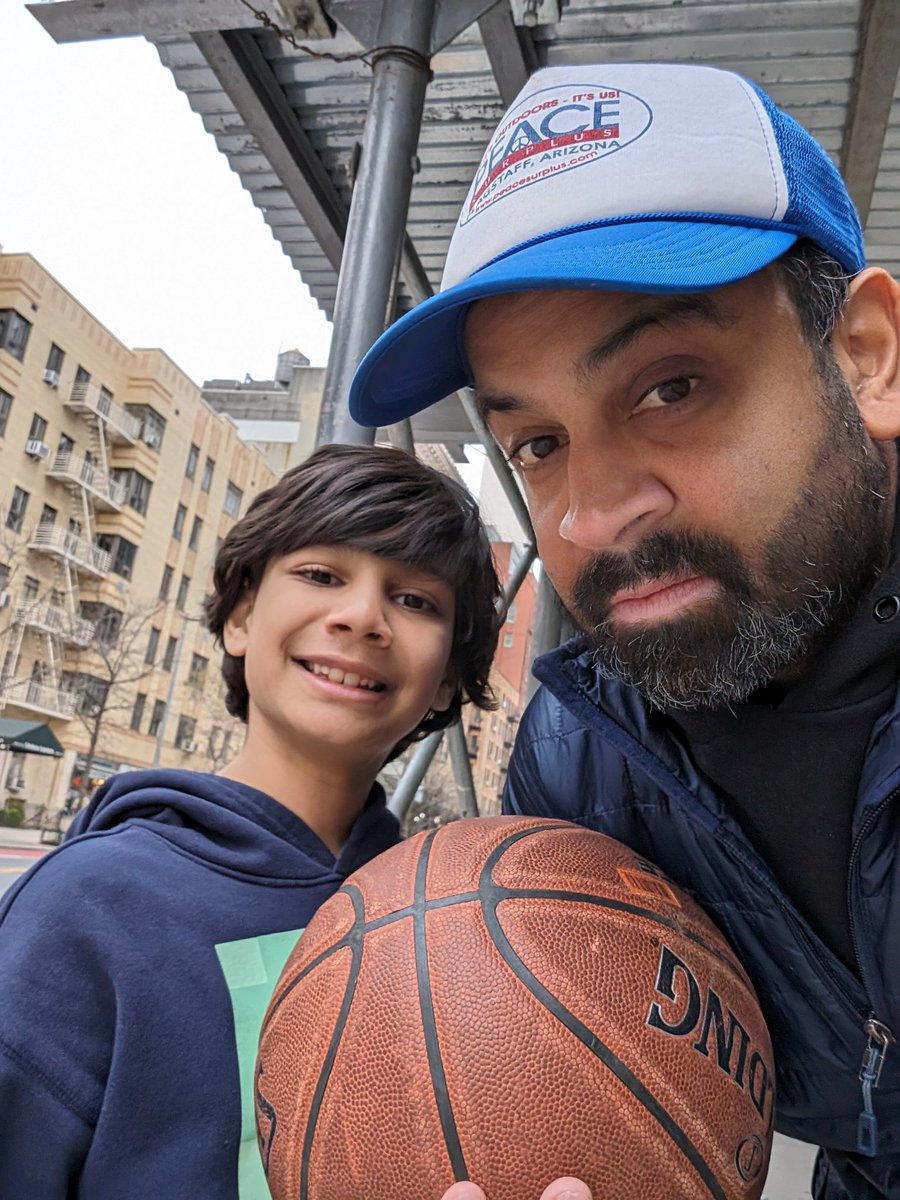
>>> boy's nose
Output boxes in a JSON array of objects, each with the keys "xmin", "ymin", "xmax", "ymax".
[{"xmin": 325, "ymin": 585, "xmax": 392, "ymax": 643}]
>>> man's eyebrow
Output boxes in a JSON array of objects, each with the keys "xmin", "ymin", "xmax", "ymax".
[
  {"xmin": 472, "ymin": 388, "xmax": 521, "ymax": 419},
  {"xmin": 579, "ymin": 294, "xmax": 730, "ymax": 379},
  {"xmin": 470, "ymin": 294, "xmax": 731, "ymax": 420}
]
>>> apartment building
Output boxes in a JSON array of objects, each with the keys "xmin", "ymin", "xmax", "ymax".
[{"xmin": 0, "ymin": 251, "xmax": 277, "ymax": 823}]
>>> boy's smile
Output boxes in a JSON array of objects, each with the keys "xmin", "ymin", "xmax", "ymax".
[{"xmin": 224, "ymin": 544, "xmax": 456, "ymax": 769}]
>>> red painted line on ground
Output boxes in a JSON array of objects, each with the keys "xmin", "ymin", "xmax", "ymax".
[{"xmin": 0, "ymin": 847, "xmax": 45, "ymax": 859}]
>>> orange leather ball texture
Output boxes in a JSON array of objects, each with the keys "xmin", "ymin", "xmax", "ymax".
[{"xmin": 255, "ymin": 817, "xmax": 774, "ymax": 1200}]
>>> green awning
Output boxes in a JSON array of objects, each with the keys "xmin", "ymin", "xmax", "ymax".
[{"xmin": 0, "ymin": 718, "xmax": 65, "ymax": 757}]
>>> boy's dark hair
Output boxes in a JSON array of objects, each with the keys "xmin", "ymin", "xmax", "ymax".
[{"xmin": 205, "ymin": 443, "xmax": 501, "ymax": 757}]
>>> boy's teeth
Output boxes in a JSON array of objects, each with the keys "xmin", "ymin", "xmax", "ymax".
[{"xmin": 308, "ymin": 662, "xmax": 381, "ymax": 690}]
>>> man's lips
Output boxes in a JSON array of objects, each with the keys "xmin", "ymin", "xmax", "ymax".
[{"xmin": 607, "ymin": 575, "xmax": 721, "ymax": 623}]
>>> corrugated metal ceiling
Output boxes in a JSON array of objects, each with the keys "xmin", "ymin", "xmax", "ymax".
[
  {"xmin": 137, "ymin": 0, "xmax": 897, "ymax": 325},
  {"xmin": 30, "ymin": 0, "xmax": 900, "ymax": 337}
]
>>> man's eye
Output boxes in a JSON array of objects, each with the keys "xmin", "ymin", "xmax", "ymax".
[
  {"xmin": 509, "ymin": 434, "xmax": 560, "ymax": 468},
  {"xmin": 634, "ymin": 375, "xmax": 698, "ymax": 412}
]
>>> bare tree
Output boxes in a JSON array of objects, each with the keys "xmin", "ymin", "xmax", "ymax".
[{"xmin": 63, "ymin": 595, "xmax": 165, "ymax": 805}]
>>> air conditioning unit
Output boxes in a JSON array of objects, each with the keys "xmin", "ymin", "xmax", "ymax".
[
  {"xmin": 42, "ymin": 368, "xmax": 60, "ymax": 388},
  {"xmin": 181, "ymin": 741, "xmax": 199, "ymax": 754},
  {"xmin": 142, "ymin": 427, "xmax": 161, "ymax": 450},
  {"xmin": 25, "ymin": 439, "xmax": 50, "ymax": 460},
  {"xmin": 0, "ymin": 592, "xmax": 10, "ymax": 609}
]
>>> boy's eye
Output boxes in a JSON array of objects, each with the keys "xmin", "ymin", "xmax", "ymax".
[
  {"xmin": 508, "ymin": 433, "xmax": 562, "ymax": 469},
  {"xmin": 633, "ymin": 375, "xmax": 698, "ymax": 413},
  {"xmin": 395, "ymin": 592, "xmax": 437, "ymax": 613},
  {"xmin": 297, "ymin": 567, "xmax": 339, "ymax": 586}
]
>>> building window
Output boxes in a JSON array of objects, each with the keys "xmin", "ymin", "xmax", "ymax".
[
  {"xmin": 45, "ymin": 344, "xmax": 65, "ymax": 375},
  {"xmin": 162, "ymin": 636, "xmax": 178, "ymax": 672},
  {"xmin": 39, "ymin": 504, "xmax": 57, "ymax": 528},
  {"xmin": 223, "ymin": 482, "xmax": 243, "ymax": 518},
  {"xmin": 188, "ymin": 516, "xmax": 203, "ymax": 552},
  {"xmin": 200, "ymin": 457, "xmax": 215, "ymax": 492},
  {"xmin": 130, "ymin": 692, "xmax": 146, "ymax": 732},
  {"xmin": 96, "ymin": 534, "xmax": 137, "ymax": 580},
  {"xmin": 0, "ymin": 390, "xmax": 12, "ymax": 438},
  {"xmin": 0, "ymin": 310, "xmax": 32, "ymax": 361},
  {"xmin": 98, "ymin": 386, "xmax": 113, "ymax": 416},
  {"xmin": 74, "ymin": 365, "xmax": 90, "ymax": 386},
  {"xmin": 23, "ymin": 576, "xmax": 39, "ymax": 600},
  {"xmin": 60, "ymin": 671, "xmax": 109, "ymax": 717},
  {"xmin": 175, "ymin": 715, "xmax": 197, "ymax": 750},
  {"xmin": 79, "ymin": 602, "xmax": 122, "ymax": 647},
  {"xmin": 185, "ymin": 443, "xmax": 200, "ymax": 480},
  {"xmin": 6, "ymin": 486, "xmax": 29, "ymax": 533},
  {"xmin": 172, "ymin": 503, "xmax": 187, "ymax": 541},
  {"xmin": 125, "ymin": 403, "xmax": 166, "ymax": 451},
  {"xmin": 159, "ymin": 564, "xmax": 174, "ymax": 601},
  {"xmin": 189, "ymin": 652, "xmax": 208, "ymax": 685},
  {"xmin": 57, "ymin": 433, "xmax": 74, "ymax": 457},
  {"xmin": 503, "ymin": 632, "xmax": 514, "ymax": 648},
  {"xmin": 112, "ymin": 468, "xmax": 152, "ymax": 516},
  {"xmin": 27, "ymin": 413, "xmax": 48, "ymax": 443},
  {"xmin": 176, "ymin": 574, "xmax": 191, "ymax": 611},
  {"xmin": 507, "ymin": 603, "xmax": 517, "ymax": 623},
  {"xmin": 148, "ymin": 699, "xmax": 167, "ymax": 738},
  {"xmin": 145, "ymin": 626, "xmax": 161, "ymax": 665}
]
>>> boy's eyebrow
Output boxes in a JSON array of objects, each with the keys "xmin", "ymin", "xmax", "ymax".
[{"xmin": 472, "ymin": 294, "xmax": 730, "ymax": 419}]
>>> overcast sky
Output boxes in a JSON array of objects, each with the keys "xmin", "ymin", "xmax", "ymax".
[{"xmin": 0, "ymin": 0, "xmax": 333, "ymax": 385}]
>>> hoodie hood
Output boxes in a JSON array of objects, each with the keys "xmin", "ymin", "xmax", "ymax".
[{"xmin": 66, "ymin": 768, "xmax": 400, "ymax": 881}]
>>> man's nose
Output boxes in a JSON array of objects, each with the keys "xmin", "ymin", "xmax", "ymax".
[{"xmin": 558, "ymin": 443, "xmax": 674, "ymax": 551}]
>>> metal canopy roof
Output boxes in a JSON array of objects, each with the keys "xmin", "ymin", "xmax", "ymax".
[{"xmin": 30, "ymin": 0, "xmax": 900, "ymax": 447}]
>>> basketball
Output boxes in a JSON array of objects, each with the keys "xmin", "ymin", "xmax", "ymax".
[{"xmin": 255, "ymin": 817, "xmax": 774, "ymax": 1200}]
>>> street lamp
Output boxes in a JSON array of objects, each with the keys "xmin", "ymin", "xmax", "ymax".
[{"xmin": 151, "ymin": 611, "xmax": 204, "ymax": 768}]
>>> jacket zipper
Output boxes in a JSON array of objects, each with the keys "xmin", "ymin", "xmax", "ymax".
[{"xmin": 847, "ymin": 786, "xmax": 899, "ymax": 1155}]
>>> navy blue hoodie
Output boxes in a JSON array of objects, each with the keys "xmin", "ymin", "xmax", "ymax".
[{"xmin": 0, "ymin": 769, "xmax": 400, "ymax": 1199}]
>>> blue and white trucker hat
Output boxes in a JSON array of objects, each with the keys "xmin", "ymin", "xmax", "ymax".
[{"xmin": 350, "ymin": 62, "xmax": 865, "ymax": 427}]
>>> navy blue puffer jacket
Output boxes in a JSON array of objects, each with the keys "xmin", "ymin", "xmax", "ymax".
[{"xmin": 503, "ymin": 640, "xmax": 900, "ymax": 1193}]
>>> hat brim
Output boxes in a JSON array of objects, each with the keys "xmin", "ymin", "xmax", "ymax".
[{"xmin": 349, "ymin": 220, "xmax": 798, "ymax": 428}]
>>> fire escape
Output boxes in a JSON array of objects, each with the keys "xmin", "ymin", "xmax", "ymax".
[{"xmin": 1, "ymin": 378, "xmax": 141, "ymax": 719}]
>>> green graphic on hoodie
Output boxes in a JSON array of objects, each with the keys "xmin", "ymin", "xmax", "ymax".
[{"xmin": 217, "ymin": 928, "xmax": 305, "ymax": 1199}]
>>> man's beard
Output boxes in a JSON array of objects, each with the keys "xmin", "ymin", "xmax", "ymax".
[{"xmin": 568, "ymin": 365, "xmax": 891, "ymax": 710}]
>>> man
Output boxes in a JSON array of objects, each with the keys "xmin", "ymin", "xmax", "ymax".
[{"xmin": 350, "ymin": 63, "xmax": 900, "ymax": 1199}]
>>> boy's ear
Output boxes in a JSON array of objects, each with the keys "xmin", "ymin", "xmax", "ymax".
[
  {"xmin": 222, "ymin": 592, "xmax": 253, "ymax": 658},
  {"xmin": 431, "ymin": 670, "xmax": 456, "ymax": 715},
  {"xmin": 831, "ymin": 267, "xmax": 900, "ymax": 442}
]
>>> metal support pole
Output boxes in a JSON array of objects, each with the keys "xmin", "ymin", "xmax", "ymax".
[
  {"xmin": 317, "ymin": 0, "xmax": 437, "ymax": 446},
  {"xmin": 526, "ymin": 571, "xmax": 564, "ymax": 704},
  {"xmin": 447, "ymin": 721, "xmax": 479, "ymax": 817},
  {"xmin": 504, "ymin": 542, "xmax": 537, "ymax": 609},
  {"xmin": 459, "ymin": 389, "xmax": 534, "ymax": 540},
  {"xmin": 388, "ymin": 729, "xmax": 444, "ymax": 820}
]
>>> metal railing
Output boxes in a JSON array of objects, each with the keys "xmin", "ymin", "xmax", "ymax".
[
  {"xmin": 13, "ymin": 602, "xmax": 95, "ymax": 646},
  {"xmin": 2, "ymin": 678, "xmax": 78, "ymax": 719},
  {"xmin": 27, "ymin": 526, "xmax": 111, "ymax": 577},
  {"xmin": 47, "ymin": 452, "xmax": 127, "ymax": 510},
  {"xmin": 66, "ymin": 381, "xmax": 142, "ymax": 443}
]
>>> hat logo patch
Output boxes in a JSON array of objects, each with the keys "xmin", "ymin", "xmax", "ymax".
[{"xmin": 462, "ymin": 84, "xmax": 652, "ymax": 225}]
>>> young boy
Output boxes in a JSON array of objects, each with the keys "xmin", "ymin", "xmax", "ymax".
[{"xmin": 0, "ymin": 443, "xmax": 501, "ymax": 1199}]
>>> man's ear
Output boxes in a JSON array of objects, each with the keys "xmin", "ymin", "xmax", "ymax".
[
  {"xmin": 222, "ymin": 592, "xmax": 253, "ymax": 658},
  {"xmin": 831, "ymin": 267, "xmax": 900, "ymax": 442}
]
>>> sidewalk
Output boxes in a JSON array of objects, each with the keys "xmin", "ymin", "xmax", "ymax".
[{"xmin": 0, "ymin": 825, "xmax": 47, "ymax": 852}]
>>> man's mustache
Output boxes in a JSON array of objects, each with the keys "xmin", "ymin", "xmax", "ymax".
[{"xmin": 571, "ymin": 529, "xmax": 755, "ymax": 622}]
